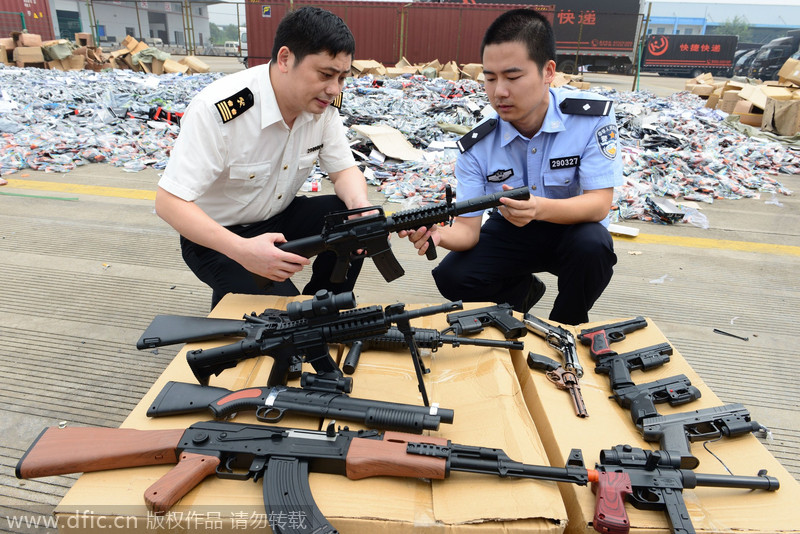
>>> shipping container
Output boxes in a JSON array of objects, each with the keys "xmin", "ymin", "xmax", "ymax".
[
  {"xmin": 435, "ymin": 0, "xmax": 643, "ymax": 74},
  {"xmin": 244, "ymin": 0, "xmax": 553, "ymax": 68},
  {"xmin": 0, "ymin": 0, "xmax": 55, "ymax": 41},
  {"xmin": 640, "ymin": 34, "xmax": 739, "ymax": 78}
]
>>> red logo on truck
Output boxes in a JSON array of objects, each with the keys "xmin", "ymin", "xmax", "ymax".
[{"xmin": 647, "ymin": 36, "xmax": 669, "ymax": 56}]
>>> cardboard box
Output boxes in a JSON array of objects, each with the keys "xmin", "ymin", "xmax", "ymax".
[
  {"xmin": 12, "ymin": 46, "xmax": 45, "ymax": 67},
  {"xmin": 351, "ymin": 59, "xmax": 385, "ymax": 77},
  {"xmin": 75, "ymin": 32, "xmax": 94, "ymax": 47},
  {"xmin": 120, "ymin": 35, "xmax": 140, "ymax": 52},
  {"xmin": 54, "ymin": 296, "xmax": 568, "ymax": 533},
  {"xmin": 460, "ymin": 63, "xmax": 483, "ymax": 80},
  {"xmin": 14, "ymin": 31, "xmax": 42, "ymax": 47},
  {"xmin": 162, "ymin": 58, "xmax": 189, "ymax": 74},
  {"xmin": 705, "ymin": 92, "xmax": 720, "ymax": 109},
  {"xmin": 179, "ymin": 55, "xmax": 210, "ymax": 74},
  {"xmin": 0, "ymin": 44, "xmax": 10, "ymax": 65},
  {"xmin": 778, "ymin": 57, "xmax": 800, "ymax": 86},
  {"xmin": 691, "ymin": 83, "xmax": 714, "ymax": 98},
  {"xmin": 512, "ymin": 316, "xmax": 800, "ymax": 534},
  {"xmin": 762, "ymin": 98, "xmax": 800, "ymax": 136}
]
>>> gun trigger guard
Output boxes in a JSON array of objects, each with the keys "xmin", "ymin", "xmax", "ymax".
[{"xmin": 256, "ymin": 406, "xmax": 284, "ymax": 423}]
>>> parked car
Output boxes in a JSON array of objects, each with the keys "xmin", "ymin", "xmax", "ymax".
[
  {"xmin": 733, "ymin": 49, "xmax": 757, "ymax": 77},
  {"xmin": 224, "ymin": 41, "xmax": 240, "ymax": 56}
]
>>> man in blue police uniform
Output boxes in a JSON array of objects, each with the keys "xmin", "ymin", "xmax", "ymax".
[{"xmin": 402, "ymin": 9, "xmax": 622, "ymax": 325}]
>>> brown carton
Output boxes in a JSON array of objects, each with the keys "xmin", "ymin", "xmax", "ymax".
[
  {"xmin": 120, "ymin": 35, "xmax": 140, "ymax": 52},
  {"xmin": 0, "ymin": 44, "xmax": 9, "ymax": 65},
  {"xmin": 690, "ymin": 83, "xmax": 714, "ymax": 97},
  {"xmin": 762, "ymin": 98, "xmax": 800, "ymax": 136},
  {"xmin": 512, "ymin": 316, "xmax": 800, "ymax": 534},
  {"xmin": 75, "ymin": 32, "xmax": 94, "ymax": 47},
  {"xmin": 778, "ymin": 57, "xmax": 800, "ymax": 86},
  {"xmin": 12, "ymin": 46, "xmax": 45, "ymax": 66},
  {"xmin": 163, "ymin": 58, "xmax": 189, "ymax": 74},
  {"xmin": 54, "ymin": 296, "xmax": 568, "ymax": 533},
  {"xmin": 16, "ymin": 32, "xmax": 42, "ymax": 47},
  {"xmin": 179, "ymin": 55, "xmax": 210, "ymax": 74}
]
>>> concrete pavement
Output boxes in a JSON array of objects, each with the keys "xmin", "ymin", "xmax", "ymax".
[{"xmin": 0, "ymin": 68, "xmax": 798, "ymax": 531}]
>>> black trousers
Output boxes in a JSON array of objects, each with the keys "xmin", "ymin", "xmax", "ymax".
[
  {"xmin": 432, "ymin": 213, "xmax": 617, "ymax": 325},
  {"xmin": 181, "ymin": 195, "xmax": 363, "ymax": 309}
]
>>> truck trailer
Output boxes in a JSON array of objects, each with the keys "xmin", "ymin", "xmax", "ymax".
[{"xmin": 640, "ymin": 34, "xmax": 739, "ymax": 78}]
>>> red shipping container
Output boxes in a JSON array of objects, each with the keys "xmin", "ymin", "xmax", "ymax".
[
  {"xmin": 0, "ymin": 0, "xmax": 55, "ymax": 42},
  {"xmin": 245, "ymin": 0, "xmax": 553, "ymax": 68}
]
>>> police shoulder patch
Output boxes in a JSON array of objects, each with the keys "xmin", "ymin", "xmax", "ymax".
[
  {"xmin": 595, "ymin": 124, "xmax": 618, "ymax": 160},
  {"xmin": 560, "ymin": 98, "xmax": 612, "ymax": 116},
  {"xmin": 457, "ymin": 118, "xmax": 498, "ymax": 153},
  {"xmin": 214, "ymin": 88, "xmax": 254, "ymax": 123}
]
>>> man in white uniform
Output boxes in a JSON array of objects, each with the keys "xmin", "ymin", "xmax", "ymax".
[{"xmin": 156, "ymin": 7, "xmax": 370, "ymax": 307}]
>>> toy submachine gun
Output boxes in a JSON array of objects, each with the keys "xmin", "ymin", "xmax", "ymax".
[{"xmin": 17, "ymin": 421, "xmax": 780, "ymax": 534}]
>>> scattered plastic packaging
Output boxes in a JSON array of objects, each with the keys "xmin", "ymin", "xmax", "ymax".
[
  {"xmin": 0, "ymin": 65, "xmax": 221, "ymax": 176},
  {"xmin": 1, "ymin": 64, "xmax": 795, "ymax": 226}
]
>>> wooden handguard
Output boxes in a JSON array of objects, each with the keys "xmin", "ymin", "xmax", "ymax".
[
  {"xmin": 144, "ymin": 452, "xmax": 221, "ymax": 514},
  {"xmin": 16, "ymin": 427, "xmax": 184, "ymax": 479},
  {"xmin": 345, "ymin": 431, "xmax": 449, "ymax": 480}
]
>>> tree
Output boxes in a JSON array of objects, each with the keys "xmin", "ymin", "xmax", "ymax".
[
  {"xmin": 209, "ymin": 23, "xmax": 240, "ymax": 45},
  {"xmin": 712, "ymin": 16, "xmax": 753, "ymax": 43}
]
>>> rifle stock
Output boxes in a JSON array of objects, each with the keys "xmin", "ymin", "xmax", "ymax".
[{"xmin": 15, "ymin": 426, "xmax": 183, "ymax": 479}]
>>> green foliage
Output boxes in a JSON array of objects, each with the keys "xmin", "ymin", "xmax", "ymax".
[
  {"xmin": 711, "ymin": 16, "xmax": 753, "ymax": 43},
  {"xmin": 209, "ymin": 23, "xmax": 241, "ymax": 45}
]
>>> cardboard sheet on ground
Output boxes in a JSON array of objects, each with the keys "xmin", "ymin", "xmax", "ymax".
[
  {"xmin": 512, "ymin": 315, "xmax": 800, "ymax": 534},
  {"xmin": 352, "ymin": 124, "xmax": 425, "ymax": 161},
  {"xmin": 56, "ymin": 296, "xmax": 567, "ymax": 533}
]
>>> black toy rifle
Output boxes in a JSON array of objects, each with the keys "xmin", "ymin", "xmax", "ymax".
[
  {"xmin": 341, "ymin": 325, "xmax": 524, "ymax": 374},
  {"xmin": 17, "ymin": 421, "xmax": 780, "ymax": 534},
  {"xmin": 279, "ymin": 185, "xmax": 531, "ymax": 283},
  {"xmin": 137, "ymin": 290, "xmax": 462, "ymax": 405}
]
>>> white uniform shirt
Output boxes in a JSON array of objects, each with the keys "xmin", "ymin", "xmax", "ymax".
[{"xmin": 160, "ymin": 63, "xmax": 357, "ymax": 226}]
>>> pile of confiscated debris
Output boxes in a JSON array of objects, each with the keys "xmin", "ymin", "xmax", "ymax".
[
  {"xmin": 0, "ymin": 60, "xmax": 796, "ymax": 225},
  {"xmin": 0, "ymin": 30, "xmax": 209, "ymax": 74}
]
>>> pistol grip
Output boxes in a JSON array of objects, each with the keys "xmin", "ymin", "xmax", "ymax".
[
  {"xmin": 592, "ymin": 470, "xmax": 632, "ymax": 534},
  {"xmin": 425, "ymin": 236, "xmax": 437, "ymax": 260},
  {"xmin": 144, "ymin": 452, "xmax": 220, "ymax": 515},
  {"xmin": 263, "ymin": 457, "xmax": 337, "ymax": 533}
]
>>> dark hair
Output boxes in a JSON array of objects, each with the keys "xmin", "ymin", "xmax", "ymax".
[
  {"xmin": 271, "ymin": 6, "xmax": 355, "ymax": 63},
  {"xmin": 481, "ymin": 9, "xmax": 556, "ymax": 70}
]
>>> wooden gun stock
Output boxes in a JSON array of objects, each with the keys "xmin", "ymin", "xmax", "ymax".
[
  {"xmin": 16, "ymin": 427, "xmax": 183, "ymax": 479},
  {"xmin": 345, "ymin": 432, "xmax": 449, "ymax": 480}
]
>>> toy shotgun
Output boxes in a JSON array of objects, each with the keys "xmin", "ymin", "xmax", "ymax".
[
  {"xmin": 17, "ymin": 421, "xmax": 780, "ymax": 534},
  {"xmin": 279, "ymin": 185, "xmax": 531, "ymax": 283},
  {"xmin": 146, "ymin": 381, "xmax": 454, "ymax": 433}
]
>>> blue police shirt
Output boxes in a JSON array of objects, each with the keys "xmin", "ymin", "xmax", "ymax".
[{"xmin": 455, "ymin": 86, "xmax": 623, "ymax": 226}]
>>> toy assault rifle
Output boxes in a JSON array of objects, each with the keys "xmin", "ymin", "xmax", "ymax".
[
  {"xmin": 137, "ymin": 290, "xmax": 462, "ymax": 405},
  {"xmin": 342, "ymin": 326, "xmax": 524, "ymax": 374},
  {"xmin": 279, "ymin": 185, "xmax": 531, "ymax": 283},
  {"xmin": 17, "ymin": 421, "xmax": 780, "ymax": 534},
  {"xmin": 146, "ymin": 381, "xmax": 454, "ymax": 434}
]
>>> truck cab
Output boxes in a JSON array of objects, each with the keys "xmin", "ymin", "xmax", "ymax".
[{"xmin": 750, "ymin": 30, "xmax": 800, "ymax": 81}]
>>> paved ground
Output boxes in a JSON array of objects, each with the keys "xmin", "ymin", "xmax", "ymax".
[{"xmin": 1, "ymin": 66, "xmax": 798, "ymax": 531}]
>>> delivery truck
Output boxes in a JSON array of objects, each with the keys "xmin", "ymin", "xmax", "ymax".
[
  {"xmin": 749, "ymin": 29, "xmax": 800, "ymax": 81},
  {"xmin": 639, "ymin": 34, "xmax": 739, "ymax": 78}
]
